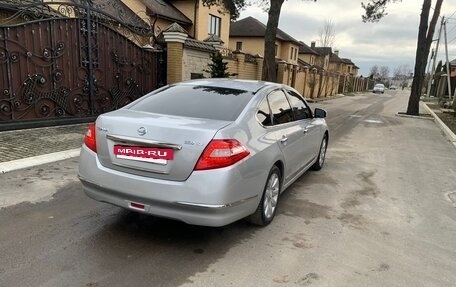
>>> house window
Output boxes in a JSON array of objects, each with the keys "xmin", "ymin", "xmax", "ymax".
[
  {"xmin": 294, "ymin": 48, "xmax": 297, "ymax": 60},
  {"xmin": 209, "ymin": 14, "xmax": 221, "ymax": 36},
  {"xmin": 275, "ymin": 44, "xmax": 278, "ymax": 56},
  {"xmin": 236, "ymin": 41, "xmax": 242, "ymax": 51}
]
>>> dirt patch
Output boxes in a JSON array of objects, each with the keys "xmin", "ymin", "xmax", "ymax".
[
  {"xmin": 282, "ymin": 233, "xmax": 313, "ymax": 249},
  {"xmin": 340, "ymin": 197, "xmax": 361, "ymax": 209},
  {"xmin": 279, "ymin": 198, "xmax": 332, "ymax": 220},
  {"xmin": 423, "ymin": 101, "xmax": 456, "ymax": 135},
  {"xmin": 297, "ymin": 273, "xmax": 320, "ymax": 286},
  {"xmin": 337, "ymin": 212, "xmax": 365, "ymax": 230},
  {"xmin": 436, "ymin": 111, "xmax": 456, "ymax": 134}
]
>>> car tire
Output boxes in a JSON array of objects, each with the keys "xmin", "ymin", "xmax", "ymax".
[
  {"xmin": 246, "ymin": 166, "xmax": 281, "ymax": 226},
  {"xmin": 311, "ymin": 135, "xmax": 328, "ymax": 171}
]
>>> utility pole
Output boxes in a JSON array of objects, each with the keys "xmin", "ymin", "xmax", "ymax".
[
  {"xmin": 443, "ymin": 19, "xmax": 452, "ymax": 101},
  {"xmin": 426, "ymin": 16, "xmax": 444, "ymax": 97},
  {"xmin": 425, "ymin": 48, "xmax": 434, "ymax": 80}
]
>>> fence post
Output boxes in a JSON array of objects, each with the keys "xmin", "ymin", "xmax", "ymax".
[
  {"xmin": 255, "ymin": 55, "xmax": 264, "ymax": 81},
  {"xmin": 162, "ymin": 23, "xmax": 188, "ymax": 84}
]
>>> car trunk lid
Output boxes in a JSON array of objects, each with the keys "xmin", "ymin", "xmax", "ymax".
[{"xmin": 95, "ymin": 109, "xmax": 232, "ymax": 181}]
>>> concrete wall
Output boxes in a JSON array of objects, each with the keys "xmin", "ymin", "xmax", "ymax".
[{"xmin": 182, "ymin": 48, "xmax": 211, "ymax": 80}]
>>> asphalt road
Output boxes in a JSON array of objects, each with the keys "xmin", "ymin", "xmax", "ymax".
[{"xmin": 1, "ymin": 90, "xmax": 456, "ymax": 287}]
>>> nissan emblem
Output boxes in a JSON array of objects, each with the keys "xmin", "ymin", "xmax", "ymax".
[{"xmin": 137, "ymin": 127, "xmax": 146, "ymax": 136}]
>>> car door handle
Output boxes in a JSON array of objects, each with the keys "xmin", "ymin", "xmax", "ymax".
[
  {"xmin": 280, "ymin": 136, "xmax": 288, "ymax": 143},
  {"xmin": 303, "ymin": 128, "xmax": 309, "ymax": 134}
]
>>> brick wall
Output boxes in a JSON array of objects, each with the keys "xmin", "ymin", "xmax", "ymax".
[
  {"xmin": 225, "ymin": 52, "xmax": 263, "ymax": 81},
  {"xmin": 167, "ymin": 42, "xmax": 183, "ymax": 84}
]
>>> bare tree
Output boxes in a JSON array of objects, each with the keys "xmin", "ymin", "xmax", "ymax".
[
  {"xmin": 393, "ymin": 64, "xmax": 412, "ymax": 80},
  {"xmin": 318, "ymin": 19, "xmax": 336, "ymax": 47},
  {"xmin": 251, "ymin": 0, "xmax": 317, "ymax": 82},
  {"xmin": 370, "ymin": 65, "xmax": 379, "ymax": 78},
  {"xmin": 363, "ymin": 0, "xmax": 443, "ymax": 115},
  {"xmin": 379, "ymin": 66, "xmax": 390, "ymax": 81},
  {"xmin": 394, "ymin": 64, "xmax": 412, "ymax": 89}
]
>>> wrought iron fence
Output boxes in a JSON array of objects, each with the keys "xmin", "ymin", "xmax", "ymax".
[{"xmin": 0, "ymin": 0, "xmax": 166, "ymax": 130}]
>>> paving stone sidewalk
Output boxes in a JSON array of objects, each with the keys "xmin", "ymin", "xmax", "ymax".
[{"xmin": 0, "ymin": 124, "xmax": 89, "ymax": 163}]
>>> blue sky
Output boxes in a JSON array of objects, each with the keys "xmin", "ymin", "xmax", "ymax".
[{"xmin": 239, "ymin": 0, "xmax": 456, "ymax": 76}]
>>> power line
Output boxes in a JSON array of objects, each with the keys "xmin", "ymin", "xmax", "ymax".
[
  {"xmin": 448, "ymin": 9, "xmax": 456, "ymax": 19},
  {"xmin": 449, "ymin": 35, "xmax": 456, "ymax": 44},
  {"xmin": 448, "ymin": 23, "xmax": 456, "ymax": 34}
]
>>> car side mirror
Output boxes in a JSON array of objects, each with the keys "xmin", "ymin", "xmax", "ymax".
[{"xmin": 314, "ymin": 108, "xmax": 327, "ymax": 118}]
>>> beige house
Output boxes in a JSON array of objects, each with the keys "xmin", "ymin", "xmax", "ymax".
[
  {"xmin": 229, "ymin": 17, "xmax": 300, "ymax": 65},
  {"xmin": 328, "ymin": 51, "xmax": 344, "ymax": 74},
  {"xmin": 308, "ymin": 42, "xmax": 331, "ymax": 70},
  {"xmin": 341, "ymin": 58, "xmax": 359, "ymax": 76},
  {"xmin": 298, "ymin": 41, "xmax": 319, "ymax": 66},
  {"xmin": 122, "ymin": 0, "xmax": 231, "ymax": 47}
]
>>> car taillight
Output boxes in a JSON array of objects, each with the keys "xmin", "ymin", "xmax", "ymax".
[
  {"xmin": 84, "ymin": 123, "xmax": 97, "ymax": 153},
  {"xmin": 195, "ymin": 139, "xmax": 250, "ymax": 170}
]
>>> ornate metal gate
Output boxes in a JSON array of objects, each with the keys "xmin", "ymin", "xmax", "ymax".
[{"xmin": 0, "ymin": 0, "xmax": 166, "ymax": 131}]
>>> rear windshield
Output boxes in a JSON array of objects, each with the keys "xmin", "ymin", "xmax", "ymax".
[{"xmin": 128, "ymin": 84, "xmax": 253, "ymax": 121}]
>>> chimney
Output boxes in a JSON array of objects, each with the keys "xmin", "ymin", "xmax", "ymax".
[
  {"xmin": 311, "ymin": 41, "xmax": 316, "ymax": 48},
  {"xmin": 334, "ymin": 50, "xmax": 339, "ymax": 56}
]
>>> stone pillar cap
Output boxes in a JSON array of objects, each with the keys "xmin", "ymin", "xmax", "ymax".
[{"xmin": 162, "ymin": 23, "xmax": 188, "ymax": 43}]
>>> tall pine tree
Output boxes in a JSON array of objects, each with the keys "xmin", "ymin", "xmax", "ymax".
[{"xmin": 205, "ymin": 51, "xmax": 233, "ymax": 78}]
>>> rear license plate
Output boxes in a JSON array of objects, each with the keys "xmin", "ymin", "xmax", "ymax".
[{"xmin": 114, "ymin": 145, "xmax": 174, "ymax": 164}]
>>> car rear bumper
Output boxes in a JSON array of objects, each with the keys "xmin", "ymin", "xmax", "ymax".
[{"xmin": 78, "ymin": 145, "xmax": 262, "ymax": 227}]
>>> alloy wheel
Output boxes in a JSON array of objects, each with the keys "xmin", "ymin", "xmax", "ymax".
[{"xmin": 263, "ymin": 172, "xmax": 280, "ymax": 219}]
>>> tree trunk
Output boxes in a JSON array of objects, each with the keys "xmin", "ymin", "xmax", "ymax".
[
  {"xmin": 406, "ymin": 0, "xmax": 443, "ymax": 115},
  {"xmin": 262, "ymin": 0, "xmax": 285, "ymax": 82}
]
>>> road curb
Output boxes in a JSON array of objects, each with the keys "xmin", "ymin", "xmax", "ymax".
[
  {"xmin": 422, "ymin": 102, "xmax": 456, "ymax": 150},
  {"xmin": 307, "ymin": 94, "xmax": 345, "ymax": 103},
  {"xmin": 0, "ymin": 148, "xmax": 80, "ymax": 174}
]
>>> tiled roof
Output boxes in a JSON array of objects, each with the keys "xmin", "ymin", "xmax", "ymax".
[
  {"xmin": 298, "ymin": 41, "xmax": 319, "ymax": 55},
  {"xmin": 329, "ymin": 52, "xmax": 343, "ymax": 63},
  {"xmin": 142, "ymin": 0, "xmax": 192, "ymax": 26},
  {"xmin": 341, "ymin": 58, "xmax": 359, "ymax": 69},
  {"xmin": 312, "ymin": 47, "xmax": 332, "ymax": 56},
  {"xmin": 298, "ymin": 58, "xmax": 323, "ymax": 71},
  {"xmin": 184, "ymin": 38, "xmax": 216, "ymax": 52},
  {"xmin": 230, "ymin": 16, "xmax": 300, "ymax": 45},
  {"xmin": 204, "ymin": 34, "xmax": 224, "ymax": 44},
  {"xmin": 162, "ymin": 22, "xmax": 188, "ymax": 33}
]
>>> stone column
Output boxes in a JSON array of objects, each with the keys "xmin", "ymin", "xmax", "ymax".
[
  {"xmin": 255, "ymin": 55, "xmax": 264, "ymax": 81},
  {"xmin": 162, "ymin": 24, "xmax": 188, "ymax": 84},
  {"xmin": 232, "ymin": 51, "xmax": 244, "ymax": 79},
  {"xmin": 302, "ymin": 67, "xmax": 308, "ymax": 97},
  {"xmin": 276, "ymin": 61, "xmax": 287, "ymax": 84}
]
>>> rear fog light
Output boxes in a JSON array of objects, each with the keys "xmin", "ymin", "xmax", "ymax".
[{"xmin": 130, "ymin": 202, "xmax": 145, "ymax": 210}]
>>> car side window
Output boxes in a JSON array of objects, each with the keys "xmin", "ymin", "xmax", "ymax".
[
  {"xmin": 257, "ymin": 98, "xmax": 272, "ymax": 126},
  {"xmin": 268, "ymin": 90, "xmax": 294, "ymax": 125},
  {"xmin": 286, "ymin": 90, "xmax": 312, "ymax": 120}
]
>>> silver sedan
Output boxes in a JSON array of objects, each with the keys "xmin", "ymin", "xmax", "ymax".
[{"xmin": 78, "ymin": 79, "xmax": 329, "ymax": 227}]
